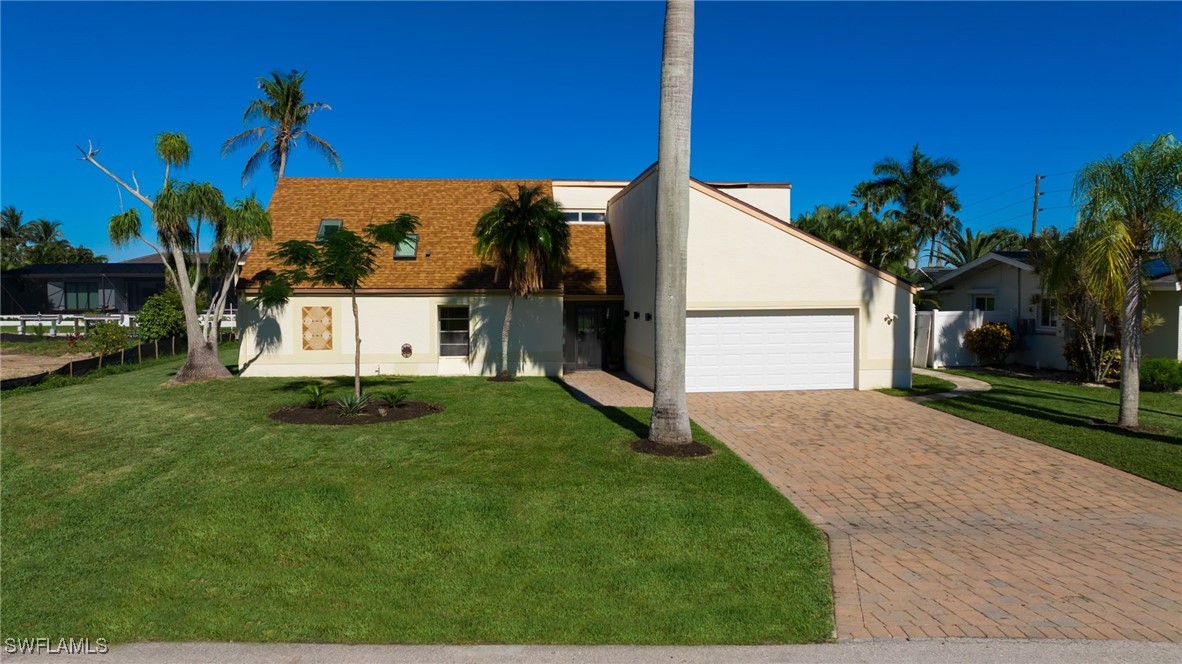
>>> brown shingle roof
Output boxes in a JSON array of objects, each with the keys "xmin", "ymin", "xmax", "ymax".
[{"xmin": 241, "ymin": 177, "xmax": 621, "ymax": 296}]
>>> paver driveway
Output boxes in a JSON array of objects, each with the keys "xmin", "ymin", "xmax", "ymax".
[{"xmin": 562, "ymin": 372, "xmax": 1182, "ymax": 642}]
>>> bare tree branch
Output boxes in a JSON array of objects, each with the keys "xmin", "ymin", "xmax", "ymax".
[{"xmin": 76, "ymin": 144, "xmax": 153, "ymax": 208}]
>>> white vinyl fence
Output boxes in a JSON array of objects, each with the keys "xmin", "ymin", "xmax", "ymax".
[{"xmin": 913, "ymin": 309, "xmax": 1015, "ymax": 368}]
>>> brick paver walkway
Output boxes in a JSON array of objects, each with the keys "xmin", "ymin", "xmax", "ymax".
[{"xmin": 561, "ymin": 371, "xmax": 1182, "ymax": 642}]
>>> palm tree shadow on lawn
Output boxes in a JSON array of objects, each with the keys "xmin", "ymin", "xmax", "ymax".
[{"xmin": 938, "ymin": 392, "xmax": 1181, "ymax": 446}]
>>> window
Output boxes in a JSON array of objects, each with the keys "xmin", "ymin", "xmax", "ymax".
[
  {"xmin": 1038, "ymin": 296, "xmax": 1059, "ymax": 329},
  {"xmin": 972, "ymin": 295, "xmax": 996, "ymax": 311},
  {"xmin": 316, "ymin": 219, "xmax": 342, "ymax": 241},
  {"xmin": 562, "ymin": 210, "xmax": 606, "ymax": 223},
  {"xmin": 64, "ymin": 282, "xmax": 99, "ymax": 310},
  {"xmin": 439, "ymin": 306, "xmax": 470, "ymax": 357},
  {"xmin": 394, "ymin": 233, "xmax": 419, "ymax": 259}
]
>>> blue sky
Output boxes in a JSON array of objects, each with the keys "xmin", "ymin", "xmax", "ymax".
[{"xmin": 2, "ymin": 1, "xmax": 1179, "ymax": 261}]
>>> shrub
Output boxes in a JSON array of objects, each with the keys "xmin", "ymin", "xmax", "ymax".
[
  {"xmin": 963, "ymin": 322, "xmax": 1017, "ymax": 366},
  {"xmin": 303, "ymin": 383, "xmax": 331, "ymax": 409},
  {"xmin": 85, "ymin": 322, "xmax": 130, "ymax": 358},
  {"xmin": 1064, "ymin": 335, "xmax": 1120, "ymax": 380},
  {"xmin": 335, "ymin": 391, "xmax": 374, "ymax": 417},
  {"xmin": 1140, "ymin": 358, "xmax": 1182, "ymax": 393},
  {"xmin": 375, "ymin": 388, "xmax": 410, "ymax": 407},
  {"xmin": 136, "ymin": 290, "xmax": 186, "ymax": 342}
]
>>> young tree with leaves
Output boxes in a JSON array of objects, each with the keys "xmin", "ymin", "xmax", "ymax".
[
  {"xmin": 1072, "ymin": 134, "xmax": 1182, "ymax": 427},
  {"xmin": 256, "ymin": 215, "xmax": 421, "ymax": 397},
  {"xmin": 79, "ymin": 133, "xmax": 272, "ymax": 382},
  {"xmin": 473, "ymin": 184, "xmax": 570, "ymax": 380},
  {"xmin": 223, "ymin": 70, "xmax": 341, "ymax": 185}
]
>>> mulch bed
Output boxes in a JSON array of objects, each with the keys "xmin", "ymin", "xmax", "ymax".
[
  {"xmin": 270, "ymin": 401, "xmax": 443, "ymax": 426},
  {"xmin": 630, "ymin": 439, "xmax": 714, "ymax": 458}
]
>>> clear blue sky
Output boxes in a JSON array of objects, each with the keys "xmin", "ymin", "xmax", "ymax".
[{"xmin": 2, "ymin": 1, "xmax": 1179, "ymax": 261}]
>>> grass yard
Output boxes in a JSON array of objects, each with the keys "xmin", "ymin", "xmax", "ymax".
[
  {"xmin": 931, "ymin": 370, "xmax": 1182, "ymax": 490},
  {"xmin": 0, "ymin": 347, "xmax": 832, "ymax": 645},
  {"xmin": 876, "ymin": 373, "xmax": 956, "ymax": 398}
]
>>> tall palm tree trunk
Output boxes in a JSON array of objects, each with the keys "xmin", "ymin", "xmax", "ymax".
[
  {"xmin": 1117, "ymin": 258, "xmax": 1143, "ymax": 427},
  {"xmin": 352, "ymin": 290, "xmax": 362, "ymax": 398},
  {"xmin": 278, "ymin": 149, "xmax": 288, "ymax": 180},
  {"xmin": 501, "ymin": 295, "xmax": 515, "ymax": 378},
  {"xmin": 649, "ymin": 0, "xmax": 694, "ymax": 446}
]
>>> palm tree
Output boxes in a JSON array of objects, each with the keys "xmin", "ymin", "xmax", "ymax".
[
  {"xmin": 1, "ymin": 206, "xmax": 25, "ymax": 240},
  {"xmin": 1072, "ymin": 133, "xmax": 1182, "ymax": 427},
  {"xmin": 939, "ymin": 227, "xmax": 1026, "ymax": 267},
  {"xmin": 648, "ymin": 0, "xmax": 695, "ymax": 447},
  {"xmin": 258, "ymin": 215, "xmax": 420, "ymax": 397},
  {"xmin": 473, "ymin": 184, "xmax": 570, "ymax": 379},
  {"xmin": 858, "ymin": 145, "xmax": 961, "ymax": 265},
  {"xmin": 1, "ymin": 206, "xmax": 27, "ymax": 269},
  {"xmin": 222, "ymin": 70, "xmax": 341, "ymax": 186},
  {"xmin": 796, "ymin": 204, "xmax": 916, "ymax": 276}
]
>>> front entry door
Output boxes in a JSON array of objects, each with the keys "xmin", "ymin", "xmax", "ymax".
[{"xmin": 565, "ymin": 304, "xmax": 603, "ymax": 370}]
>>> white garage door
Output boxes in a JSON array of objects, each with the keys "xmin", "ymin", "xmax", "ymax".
[{"xmin": 686, "ymin": 312, "xmax": 855, "ymax": 392}]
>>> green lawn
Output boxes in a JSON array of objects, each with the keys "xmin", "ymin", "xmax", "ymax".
[
  {"xmin": 877, "ymin": 373, "xmax": 956, "ymax": 398},
  {"xmin": 930, "ymin": 370, "xmax": 1182, "ymax": 490},
  {"xmin": 0, "ymin": 348, "xmax": 832, "ymax": 645}
]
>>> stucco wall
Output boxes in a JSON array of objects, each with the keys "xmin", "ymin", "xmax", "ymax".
[
  {"xmin": 552, "ymin": 183, "xmax": 625, "ymax": 212},
  {"xmin": 607, "ymin": 173, "xmax": 912, "ymax": 390},
  {"xmin": 238, "ymin": 294, "xmax": 563, "ymax": 378},
  {"xmin": 712, "ymin": 185, "xmax": 791, "ymax": 222},
  {"xmin": 605, "ymin": 175, "xmax": 659, "ymax": 387},
  {"xmin": 1144, "ymin": 289, "xmax": 1181, "ymax": 361}
]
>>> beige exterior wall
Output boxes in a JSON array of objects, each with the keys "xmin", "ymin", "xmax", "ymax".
[
  {"xmin": 712, "ymin": 185, "xmax": 791, "ymax": 222},
  {"xmin": 607, "ymin": 173, "xmax": 912, "ymax": 390},
  {"xmin": 238, "ymin": 294, "xmax": 563, "ymax": 378},
  {"xmin": 552, "ymin": 183, "xmax": 626, "ymax": 213},
  {"xmin": 1144, "ymin": 288, "xmax": 1181, "ymax": 361}
]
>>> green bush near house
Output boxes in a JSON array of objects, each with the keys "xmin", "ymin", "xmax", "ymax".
[
  {"xmin": 963, "ymin": 322, "xmax": 1017, "ymax": 366},
  {"xmin": 84, "ymin": 321, "xmax": 130, "ymax": 358},
  {"xmin": 1141, "ymin": 358, "xmax": 1182, "ymax": 393},
  {"xmin": 135, "ymin": 290, "xmax": 186, "ymax": 341}
]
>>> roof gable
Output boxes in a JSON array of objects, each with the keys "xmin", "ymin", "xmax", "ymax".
[{"xmin": 932, "ymin": 252, "xmax": 1033, "ymax": 288}]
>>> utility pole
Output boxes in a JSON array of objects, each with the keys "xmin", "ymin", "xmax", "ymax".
[{"xmin": 1030, "ymin": 174, "xmax": 1044, "ymax": 237}]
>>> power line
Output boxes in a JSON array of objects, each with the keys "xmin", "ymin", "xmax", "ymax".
[
  {"xmin": 961, "ymin": 196, "xmax": 1030, "ymax": 224},
  {"xmin": 960, "ymin": 180, "xmax": 1033, "ymax": 209}
]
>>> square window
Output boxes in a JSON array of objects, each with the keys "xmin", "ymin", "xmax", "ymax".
[
  {"xmin": 439, "ymin": 306, "xmax": 470, "ymax": 357},
  {"xmin": 394, "ymin": 233, "xmax": 418, "ymax": 259},
  {"xmin": 316, "ymin": 219, "xmax": 342, "ymax": 242},
  {"xmin": 972, "ymin": 295, "xmax": 995, "ymax": 311}
]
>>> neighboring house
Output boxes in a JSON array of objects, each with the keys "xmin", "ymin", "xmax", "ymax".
[
  {"xmin": 921, "ymin": 251, "xmax": 1182, "ymax": 369},
  {"xmin": 0, "ymin": 262, "xmax": 167, "ymax": 315},
  {"xmin": 236, "ymin": 165, "xmax": 915, "ymax": 391}
]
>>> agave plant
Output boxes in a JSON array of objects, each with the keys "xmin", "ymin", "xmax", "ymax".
[
  {"xmin": 374, "ymin": 388, "xmax": 410, "ymax": 408},
  {"xmin": 335, "ymin": 391, "xmax": 375, "ymax": 417}
]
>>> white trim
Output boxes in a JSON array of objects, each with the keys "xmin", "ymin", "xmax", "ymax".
[{"xmin": 933, "ymin": 253, "xmax": 1033, "ymax": 287}]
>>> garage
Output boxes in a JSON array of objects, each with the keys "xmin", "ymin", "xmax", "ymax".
[{"xmin": 685, "ymin": 311, "xmax": 856, "ymax": 392}]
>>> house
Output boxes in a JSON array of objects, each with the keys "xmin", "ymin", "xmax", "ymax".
[
  {"xmin": 236, "ymin": 165, "xmax": 916, "ymax": 391},
  {"xmin": 0, "ymin": 261, "xmax": 167, "ymax": 315},
  {"xmin": 920, "ymin": 251, "xmax": 1182, "ymax": 369}
]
